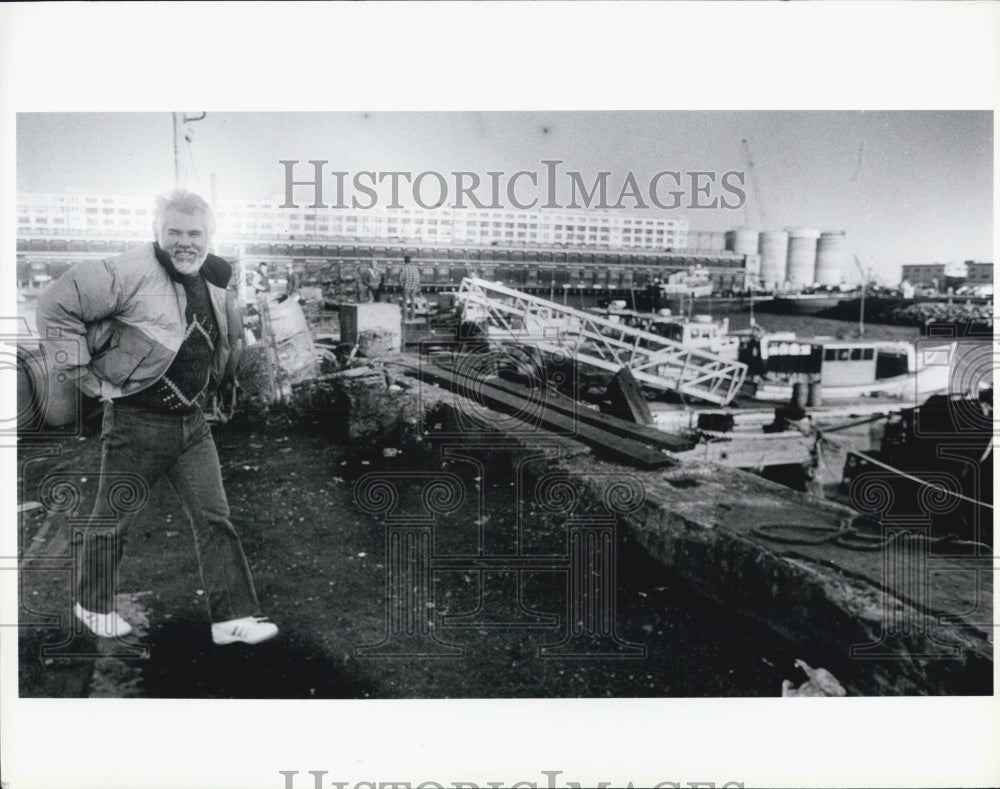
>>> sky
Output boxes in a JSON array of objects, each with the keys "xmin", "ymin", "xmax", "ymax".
[{"xmin": 16, "ymin": 110, "xmax": 993, "ymax": 284}]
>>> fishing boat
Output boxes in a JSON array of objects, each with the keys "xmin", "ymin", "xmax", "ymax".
[
  {"xmin": 593, "ymin": 303, "xmax": 740, "ymax": 361},
  {"xmin": 739, "ymin": 332, "xmax": 953, "ymax": 403},
  {"xmin": 839, "ymin": 389, "xmax": 993, "ymax": 543}
]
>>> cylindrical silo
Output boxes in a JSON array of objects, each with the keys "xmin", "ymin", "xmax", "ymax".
[
  {"xmin": 724, "ymin": 227, "xmax": 760, "ymax": 256},
  {"xmin": 785, "ymin": 228, "xmax": 820, "ymax": 286},
  {"xmin": 757, "ymin": 230, "xmax": 788, "ymax": 290},
  {"xmin": 814, "ymin": 230, "xmax": 846, "ymax": 286}
]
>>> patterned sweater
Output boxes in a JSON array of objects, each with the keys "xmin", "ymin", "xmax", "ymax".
[{"xmin": 118, "ymin": 272, "xmax": 220, "ymax": 411}]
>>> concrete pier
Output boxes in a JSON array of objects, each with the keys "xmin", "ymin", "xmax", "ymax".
[{"xmin": 335, "ymin": 360, "xmax": 994, "ymax": 696}]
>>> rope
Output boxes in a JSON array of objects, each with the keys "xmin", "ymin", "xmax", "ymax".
[
  {"xmin": 752, "ymin": 517, "xmax": 992, "ymax": 551},
  {"xmin": 814, "ymin": 413, "xmax": 887, "ymax": 433},
  {"xmin": 752, "ymin": 518, "xmax": 886, "ymax": 550},
  {"xmin": 846, "ymin": 448, "xmax": 993, "ymax": 510}
]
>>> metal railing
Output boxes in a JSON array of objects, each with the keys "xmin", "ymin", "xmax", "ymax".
[{"xmin": 456, "ymin": 278, "xmax": 748, "ymax": 405}]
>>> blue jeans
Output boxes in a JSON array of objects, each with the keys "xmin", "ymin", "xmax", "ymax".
[{"xmin": 77, "ymin": 402, "xmax": 260, "ymax": 622}]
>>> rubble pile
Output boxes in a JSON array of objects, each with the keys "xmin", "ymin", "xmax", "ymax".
[{"xmin": 889, "ymin": 300, "xmax": 993, "ymax": 327}]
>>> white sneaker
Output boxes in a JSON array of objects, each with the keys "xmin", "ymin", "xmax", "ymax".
[
  {"xmin": 74, "ymin": 602, "xmax": 133, "ymax": 638},
  {"xmin": 211, "ymin": 616, "xmax": 278, "ymax": 645}
]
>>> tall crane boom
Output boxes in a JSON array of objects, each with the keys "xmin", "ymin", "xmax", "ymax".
[
  {"xmin": 173, "ymin": 112, "xmax": 207, "ymax": 189},
  {"xmin": 741, "ymin": 138, "xmax": 768, "ymax": 228}
]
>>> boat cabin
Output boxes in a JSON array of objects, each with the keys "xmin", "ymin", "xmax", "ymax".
[
  {"xmin": 744, "ymin": 334, "xmax": 914, "ymax": 385},
  {"xmin": 597, "ymin": 307, "xmax": 737, "ymax": 356},
  {"xmin": 656, "ymin": 314, "xmax": 731, "ymax": 348},
  {"xmin": 818, "ymin": 340, "xmax": 911, "ymax": 386}
]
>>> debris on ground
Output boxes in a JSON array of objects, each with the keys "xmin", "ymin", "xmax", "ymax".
[{"xmin": 781, "ymin": 659, "xmax": 846, "ymax": 697}]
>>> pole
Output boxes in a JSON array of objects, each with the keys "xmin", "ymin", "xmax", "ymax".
[
  {"xmin": 859, "ymin": 274, "xmax": 866, "ymax": 337},
  {"xmin": 853, "ymin": 255, "xmax": 866, "ymax": 337},
  {"xmin": 172, "ymin": 112, "xmax": 181, "ymax": 187}
]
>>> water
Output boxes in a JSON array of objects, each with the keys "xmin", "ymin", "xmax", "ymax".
[{"xmin": 719, "ymin": 305, "xmax": 923, "ymax": 342}]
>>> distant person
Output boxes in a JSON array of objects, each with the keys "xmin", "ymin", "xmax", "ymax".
[
  {"xmin": 285, "ymin": 262, "xmax": 298, "ymax": 297},
  {"xmin": 254, "ymin": 262, "xmax": 271, "ymax": 294},
  {"xmin": 647, "ymin": 277, "xmax": 663, "ymax": 312},
  {"xmin": 362, "ymin": 260, "xmax": 384, "ymax": 303},
  {"xmin": 35, "ymin": 189, "xmax": 278, "ymax": 646},
  {"xmin": 399, "ymin": 255, "xmax": 422, "ymax": 319}
]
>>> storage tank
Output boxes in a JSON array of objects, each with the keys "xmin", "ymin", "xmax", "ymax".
[
  {"xmin": 785, "ymin": 228, "xmax": 820, "ymax": 286},
  {"xmin": 724, "ymin": 227, "xmax": 760, "ymax": 256},
  {"xmin": 814, "ymin": 230, "xmax": 846, "ymax": 286},
  {"xmin": 757, "ymin": 230, "xmax": 788, "ymax": 289}
]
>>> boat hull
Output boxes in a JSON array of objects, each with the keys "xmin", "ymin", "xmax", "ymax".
[
  {"xmin": 747, "ymin": 367, "xmax": 951, "ymax": 403},
  {"xmin": 752, "ymin": 295, "xmax": 851, "ymax": 315}
]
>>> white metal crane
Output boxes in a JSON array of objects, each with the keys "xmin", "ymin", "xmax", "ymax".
[{"xmin": 456, "ymin": 278, "xmax": 748, "ymax": 406}]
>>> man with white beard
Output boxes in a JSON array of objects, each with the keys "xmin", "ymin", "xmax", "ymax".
[{"xmin": 36, "ymin": 190, "xmax": 278, "ymax": 646}]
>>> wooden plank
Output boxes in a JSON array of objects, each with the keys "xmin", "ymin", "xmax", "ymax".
[
  {"xmin": 397, "ymin": 351, "xmax": 695, "ymax": 451},
  {"xmin": 404, "ymin": 361, "xmax": 676, "ymax": 469},
  {"xmin": 487, "ymin": 374, "xmax": 696, "ymax": 453}
]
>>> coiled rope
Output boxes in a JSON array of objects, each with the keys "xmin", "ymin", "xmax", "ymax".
[{"xmin": 752, "ymin": 517, "xmax": 991, "ymax": 552}]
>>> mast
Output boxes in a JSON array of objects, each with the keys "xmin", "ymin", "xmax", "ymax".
[{"xmin": 853, "ymin": 254, "xmax": 867, "ymax": 337}]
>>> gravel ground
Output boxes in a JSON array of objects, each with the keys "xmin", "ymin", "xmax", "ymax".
[{"xmin": 18, "ymin": 410, "xmax": 808, "ymax": 699}]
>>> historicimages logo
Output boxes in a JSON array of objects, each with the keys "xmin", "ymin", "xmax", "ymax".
[
  {"xmin": 278, "ymin": 772, "xmax": 744, "ymax": 789},
  {"xmin": 279, "ymin": 160, "xmax": 747, "ymax": 212}
]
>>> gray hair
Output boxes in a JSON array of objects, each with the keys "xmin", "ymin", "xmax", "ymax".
[{"xmin": 153, "ymin": 190, "xmax": 217, "ymax": 238}]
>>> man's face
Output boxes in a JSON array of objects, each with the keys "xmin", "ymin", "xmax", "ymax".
[{"xmin": 157, "ymin": 209, "xmax": 210, "ymax": 275}]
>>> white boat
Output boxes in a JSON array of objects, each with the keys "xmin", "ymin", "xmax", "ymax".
[
  {"xmin": 741, "ymin": 333, "xmax": 954, "ymax": 403},
  {"xmin": 656, "ymin": 266, "xmax": 715, "ymax": 298},
  {"xmin": 594, "ymin": 305, "xmax": 740, "ymax": 361}
]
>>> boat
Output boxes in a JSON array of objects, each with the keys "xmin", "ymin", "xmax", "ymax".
[
  {"xmin": 754, "ymin": 287, "xmax": 861, "ymax": 316},
  {"xmin": 593, "ymin": 303, "xmax": 740, "ymax": 361},
  {"xmin": 739, "ymin": 332, "xmax": 953, "ymax": 403},
  {"xmin": 656, "ymin": 266, "xmax": 715, "ymax": 298},
  {"xmin": 839, "ymin": 389, "xmax": 993, "ymax": 544}
]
